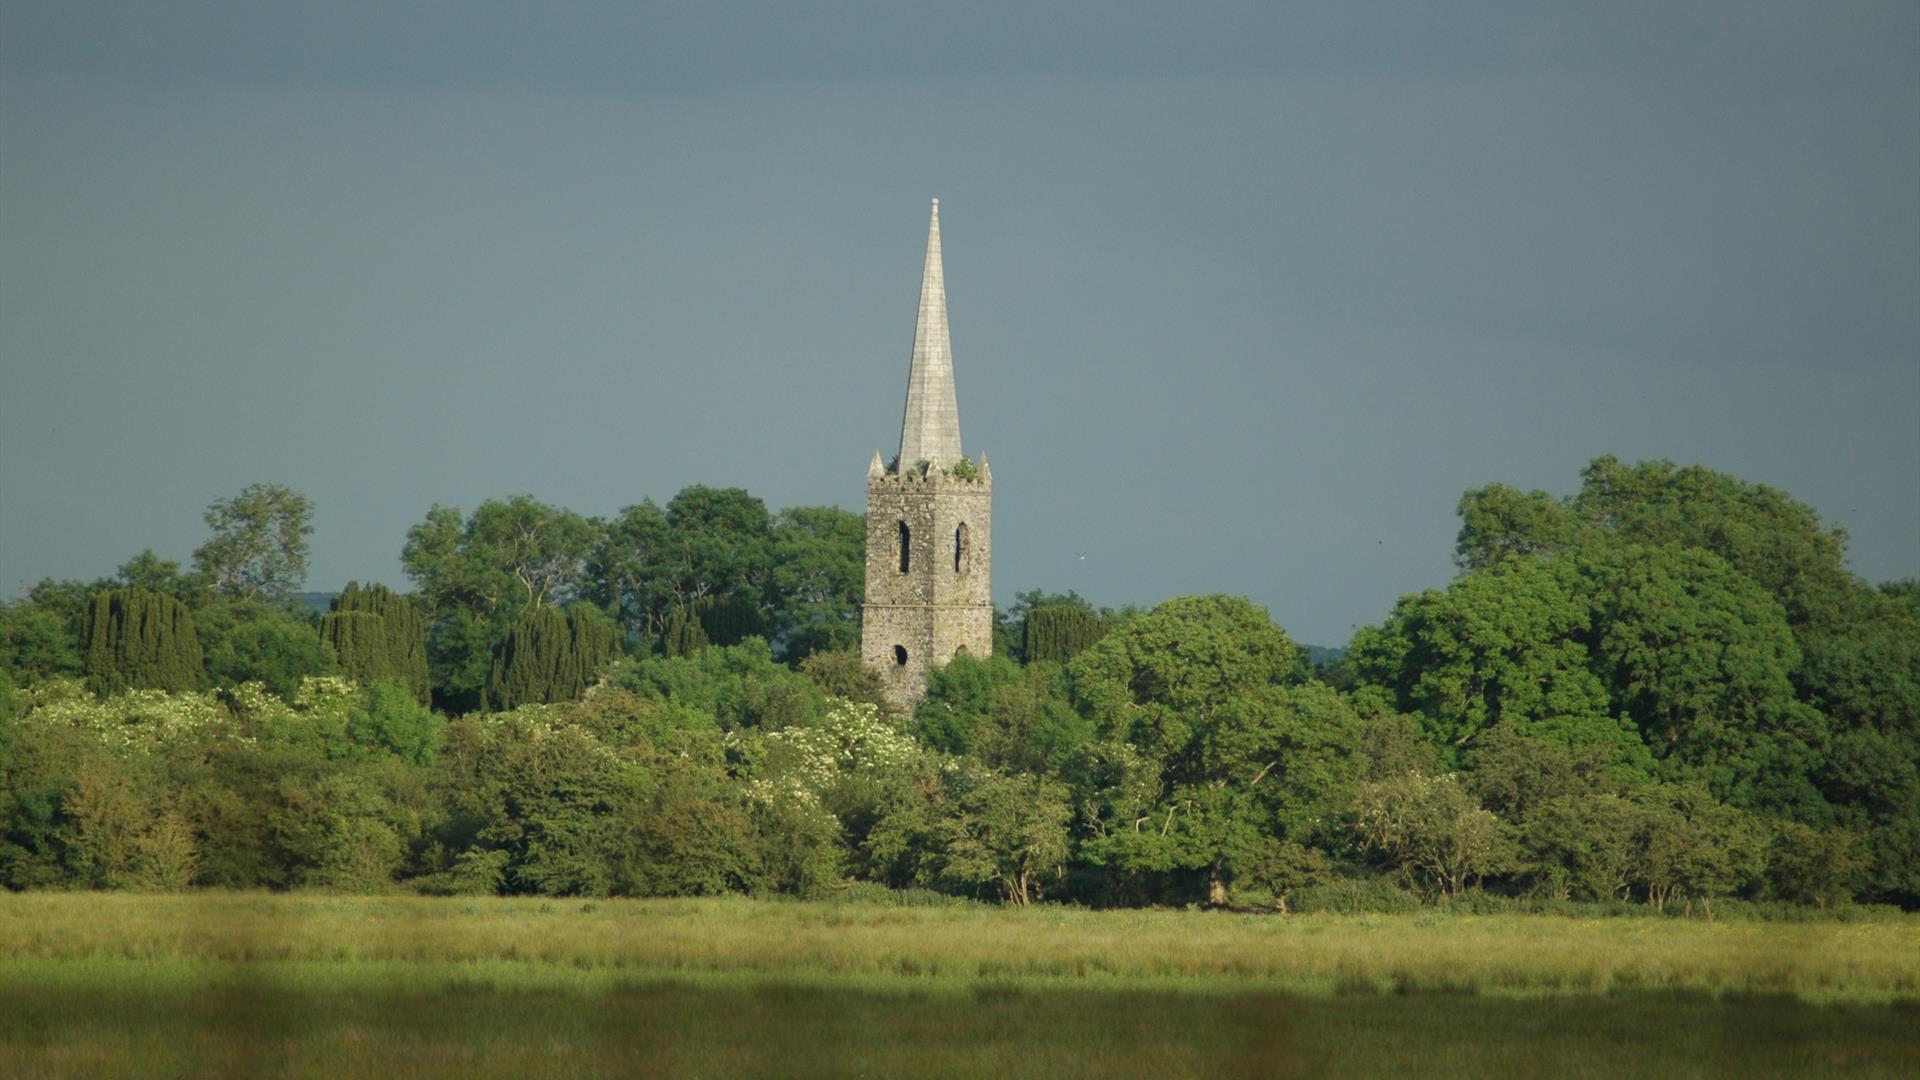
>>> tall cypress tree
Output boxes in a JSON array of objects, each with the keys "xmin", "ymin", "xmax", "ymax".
[
  {"xmin": 695, "ymin": 594, "xmax": 765, "ymax": 648},
  {"xmin": 486, "ymin": 606, "xmax": 620, "ymax": 711},
  {"xmin": 323, "ymin": 582, "xmax": 430, "ymax": 703},
  {"xmin": 660, "ymin": 605, "xmax": 710, "ymax": 658},
  {"xmin": 320, "ymin": 610, "xmax": 392, "ymax": 684},
  {"xmin": 1024, "ymin": 604, "xmax": 1105, "ymax": 666},
  {"xmin": 83, "ymin": 588, "xmax": 204, "ymax": 693},
  {"xmin": 568, "ymin": 608, "xmax": 618, "ymax": 692}
]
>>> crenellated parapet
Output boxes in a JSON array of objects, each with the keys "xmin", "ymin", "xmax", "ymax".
[{"xmin": 868, "ymin": 453, "xmax": 992, "ymax": 489}]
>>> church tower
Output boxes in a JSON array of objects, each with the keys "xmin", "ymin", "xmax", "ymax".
[{"xmin": 863, "ymin": 199, "xmax": 992, "ymax": 708}]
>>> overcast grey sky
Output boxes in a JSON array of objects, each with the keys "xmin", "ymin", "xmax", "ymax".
[{"xmin": 2, "ymin": 2, "xmax": 1916, "ymax": 645}]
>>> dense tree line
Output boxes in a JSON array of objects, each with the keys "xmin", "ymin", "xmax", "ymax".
[
  {"xmin": 0, "ymin": 484, "xmax": 866, "ymax": 712},
  {"xmin": 399, "ymin": 487, "xmax": 863, "ymax": 711},
  {"xmin": 1346, "ymin": 457, "xmax": 1918, "ymax": 902},
  {"xmin": 0, "ymin": 460, "xmax": 1913, "ymax": 912}
]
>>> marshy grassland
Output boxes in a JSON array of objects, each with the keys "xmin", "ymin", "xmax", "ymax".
[{"xmin": 2, "ymin": 892, "xmax": 1916, "ymax": 1078}]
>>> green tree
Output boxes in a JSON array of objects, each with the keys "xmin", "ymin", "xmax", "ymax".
[
  {"xmin": 694, "ymin": 593, "xmax": 766, "ymax": 649},
  {"xmin": 7, "ymin": 567, "xmax": 173, "ymax": 686},
  {"xmin": 1429, "ymin": 459, "xmax": 1918, "ymax": 901},
  {"xmin": 610, "ymin": 729, "xmax": 760, "ymax": 897},
  {"xmin": 1817, "ymin": 723, "xmax": 1920, "ymax": 904},
  {"xmin": 112, "ymin": 549, "xmax": 204, "ymax": 605},
  {"xmin": 1797, "ymin": 581, "xmax": 1920, "ymax": 903},
  {"xmin": 132, "ymin": 810, "xmax": 201, "ymax": 891},
  {"xmin": 433, "ymin": 708, "xmax": 639, "ymax": 897},
  {"xmin": 6, "ymin": 579, "xmax": 113, "ymax": 690},
  {"xmin": 915, "ymin": 653, "xmax": 1088, "ymax": 774},
  {"xmin": 583, "ymin": 500, "xmax": 669, "ymax": 639},
  {"xmin": 1452, "ymin": 456, "xmax": 1859, "ymax": 657},
  {"xmin": 1767, "ymin": 821, "xmax": 1868, "ymax": 909},
  {"xmin": 1454, "ymin": 482, "xmax": 1579, "ymax": 570},
  {"xmin": 1353, "ymin": 770, "xmax": 1511, "ymax": 901},
  {"xmin": 83, "ymin": 588, "xmax": 205, "ymax": 693},
  {"xmin": 402, "ymin": 496, "xmax": 599, "ymax": 711},
  {"xmin": 170, "ymin": 743, "xmax": 293, "ymax": 890},
  {"xmin": 646, "ymin": 486, "xmax": 774, "ymax": 628},
  {"xmin": 747, "ymin": 787, "xmax": 845, "ymax": 898},
  {"xmin": 1630, "ymin": 783, "xmax": 1765, "ymax": 917},
  {"xmin": 65, "ymin": 760, "xmax": 153, "ymax": 889},
  {"xmin": 797, "ymin": 650, "xmax": 894, "ymax": 717},
  {"xmin": 192, "ymin": 483, "xmax": 313, "ymax": 601},
  {"xmin": 1576, "ymin": 544, "xmax": 1814, "ymax": 812},
  {"xmin": 198, "ymin": 599, "xmax": 336, "ymax": 700},
  {"xmin": 1518, "ymin": 791, "xmax": 1643, "ymax": 901},
  {"xmin": 658, "ymin": 605, "xmax": 710, "ymax": 658},
  {"xmin": 1800, "ymin": 582, "xmax": 1919, "ymax": 740},
  {"xmin": 614, "ymin": 639, "xmax": 825, "ymax": 733},
  {"xmin": 1023, "ymin": 604, "xmax": 1106, "ymax": 666},
  {"xmin": 486, "ymin": 606, "xmax": 621, "ymax": 710},
  {"xmin": 269, "ymin": 766, "xmax": 422, "ymax": 892},
  {"xmin": 1465, "ymin": 722, "xmax": 1611, "ymax": 817},
  {"xmin": 416, "ymin": 611, "xmax": 490, "ymax": 716},
  {"xmin": 0, "ymin": 601, "xmax": 84, "ymax": 684},
  {"xmin": 751, "ymin": 697, "xmax": 923, "ymax": 893},
  {"xmin": 1467, "ymin": 728, "xmax": 1644, "ymax": 902},
  {"xmin": 1568, "ymin": 456, "xmax": 1851, "ymax": 626},
  {"xmin": 1002, "ymin": 589, "xmax": 1097, "ymax": 664},
  {"xmin": 767, "ymin": 505, "xmax": 865, "ymax": 660},
  {"xmin": 1345, "ymin": 557, "xmax": 1632, "ymax": 764},
  {"xmin": 321, "ymin": 612, "xmax": 391, "ymax": 689},
  {"xmin": 1068, "ymin": 595, "xmax": 1358, "ymax": 905},
  {"xmin": 403, "ymin": 496, "xmax": 597, "ymax": 619},
  {"xmin": 932, "ymin": 766, "xmax": 1072, "ymax": 905},
  {"xmin": 915, "ymin": 652, "xmax": 1032, "ymax": 754},
  {"xmin": 344, "ymin": 681, "xmax": 444, "ymax": 766},
  {"xmin": 323, "ymin": 582, "xmax": 430, "ymax": 703}
]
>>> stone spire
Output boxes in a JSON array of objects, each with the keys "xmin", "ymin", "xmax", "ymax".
[{"xmin": 897, "ymin": 198, "xmax": 964, "ymax": 470}]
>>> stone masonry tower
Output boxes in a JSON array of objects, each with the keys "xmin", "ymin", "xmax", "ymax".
[{"xmin": 863, "ymin": 199, "xmax": 992, "ymax": 709}]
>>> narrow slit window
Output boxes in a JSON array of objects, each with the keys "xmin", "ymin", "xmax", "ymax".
[
  {"xmin": 898, "ymin": 521, "xmax": 911, "ymax": 573},
  {"xmin": 954, "ymin": 522, "xmax": 970, "ymax": 573},
  {"xmin": 893, "ymin": 645, "xmax": 908, "ymax": 666}
]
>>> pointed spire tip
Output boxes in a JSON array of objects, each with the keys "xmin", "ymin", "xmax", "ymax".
[{"xmin": 897, "ymin": 196, "xmax": 962, "ymax": 469}]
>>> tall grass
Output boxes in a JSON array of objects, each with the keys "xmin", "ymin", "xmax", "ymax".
[
  {"xmin": 2, "ymin": 892, "xmax": 1913, "ymax": 1002},
  {"xmin": 1, "ymin": 893, "xmax": 1916, "ymax": 1077}
]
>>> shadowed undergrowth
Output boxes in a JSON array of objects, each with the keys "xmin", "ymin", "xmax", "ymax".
[{"xmin": 4, "ymin": 982, "xmax": 1917, "ymax": 1079}]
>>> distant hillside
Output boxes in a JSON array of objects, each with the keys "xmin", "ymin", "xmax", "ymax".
[
  {"xmin": 1304, "ymin": 644, "xmax": 1347, "ymax": 671},
  {"xmin": 295, "ymin": 591, "xmax": 336, "ymax": 615}
]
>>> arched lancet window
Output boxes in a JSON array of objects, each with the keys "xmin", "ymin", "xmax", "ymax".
[
  {"xmin": 893, "ymin": 644, "xmax": 909, "ymax": 666},
  {"xmin": 898, "ymin": 521, "xmax": 911, "ymax": 573},
  {"xmin": 954, "ymin": 521, "xmax": 970, "ymax": 574}
]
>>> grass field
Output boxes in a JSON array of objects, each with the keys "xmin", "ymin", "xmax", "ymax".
[{"xmin": 2, "ymin": 893, "xmax": 1916, "ymax": 1077}]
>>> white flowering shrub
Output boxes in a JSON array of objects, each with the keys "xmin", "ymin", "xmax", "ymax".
[
  {"xmin": 20, "ymin": 678, "xmax": 232, "ymax": 752},
  {"xmin": 737, "ymin": 698, "xmax": 929, "ymax": 894},
  {"xmin": 753, "ymin": 698, "xmax": 922, "ymax": 803},
  {"xmin": 470, "ymin": 702, "xmax": 572, "ymax": 735},
  {"xmin": 228, "ymin": 675, "xmax": 367, "ymax": 757},
  {"xmin": 17, "ymin": 675, "xmax": 432, "ymax": 762},
  {"xmin": 463, "ymin": 703, "xmax": 624, "ymax": 769}
]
